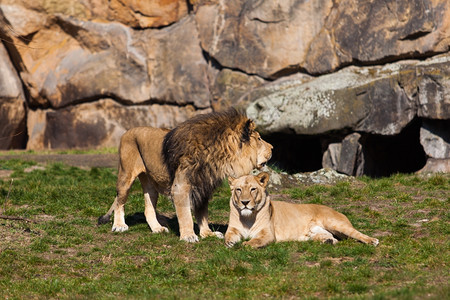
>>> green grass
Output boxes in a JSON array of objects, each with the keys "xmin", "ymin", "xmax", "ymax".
[{"xmin": 0, "ymin": 159, "xmax": 448, "ymax": 299}]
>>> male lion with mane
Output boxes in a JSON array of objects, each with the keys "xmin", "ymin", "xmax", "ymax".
[
  {"xmin": 98, "ymin": 108, "xmax": 273, "ymax": 242},
  {"xmin": 225, "ymin": 172, "xmax": 379, "ymax": 248}
]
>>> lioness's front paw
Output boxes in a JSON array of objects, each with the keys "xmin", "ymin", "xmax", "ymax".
[
  {"xmin": 180, "ymin": 234, "xmax": 199, "ymax": 243},
  {"xmin": 370, "ymin": 238, "xmax": 379, "ymax": 246},
  {"xmin": 112, "ymin": 224, "xmax": 129, "ymax": 232},
  {"xmin": 200, "ymin": 230, "xmax": 224, "ymax": 239},
  {"xmin": 225, "ymin": 240, "xmax": 236, "ymax": 248},
  {"xmin": 243, "ymin": 239, "xmax": 267, "ymax": 248},
  {"xmin": 213, "ymin": 231, "xmax": 224, "ymax": 239},
  {"xmin": 152, "ymin": 226, "xmax": 169, "ymax": 234}
]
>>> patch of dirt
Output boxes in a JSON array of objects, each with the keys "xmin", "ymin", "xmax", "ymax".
[
  {"xmin": 0, "ymin": 169, "xmax": 13, "ymax": 178},
  {"xmin": 0, "ymin": 221, "xmax": 41, "ymax": 252}
]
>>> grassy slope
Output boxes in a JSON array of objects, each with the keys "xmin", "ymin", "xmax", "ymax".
[{"xmin": 0, "ymin": 159, "xmax": 448, "ymax": 299}]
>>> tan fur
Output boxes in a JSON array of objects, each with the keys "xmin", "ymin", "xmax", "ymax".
[
  {"xmin": 225, "ymin": 173, "xmax": 379, "ymax": 248},
  {"xmin": 99, "ymin": 111, "xmax": 272, "ymax": 243}
]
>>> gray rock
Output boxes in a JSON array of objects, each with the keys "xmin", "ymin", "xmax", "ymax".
[
  {"xmin": 322, "ymin": 133, "xmax": 364, "ymax": 177},
  {"xmin": 0, "ymin": 43, "xmax": 26, "ymax": 149},
  {"xmin": 322, "ymin": 143, "xmax": 342, "ymax": 171},
  {"xmin": 420, "ymin": 120, "xmax": 450, "ymax": 159},
  {"xmin": 247, "ymin": 54, "xmax": 450, "ymax": 136},
  {"xmin": 337, "ymin": 133, "xmax": 363, "ymax": 176},
  {"xmin": 293, "ymin": 169, "xmax": 351, "ymax": 185},
  {"xmin": 418, "ymin": 158, "xmax": 450, "ymax": 173}
]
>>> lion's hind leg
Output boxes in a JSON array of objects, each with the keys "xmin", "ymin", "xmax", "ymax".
[
  {"xmin": 139, "ymin": 174, "xmax": 169, "ymax": 234},
  {"xmin": 110, "ymin": 167, "xmax": 141, "ymax": 232}
]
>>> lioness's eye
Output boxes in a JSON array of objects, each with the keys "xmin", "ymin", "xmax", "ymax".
[
  {"xmin": 250, "ymin": 187, "xmax": 257, "ymax": 192},
  {"xmin": 236, "ymin": 188, "xmax": 242, "ymax": 193}
]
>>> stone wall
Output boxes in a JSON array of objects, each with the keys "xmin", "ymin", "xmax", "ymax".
[{"xmin": 1, "ymin": 0, "xmax": 449, "ymax": 175}]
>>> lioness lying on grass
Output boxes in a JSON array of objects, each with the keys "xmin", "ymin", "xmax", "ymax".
[{"xmin": 225, "ymin": 172, "xmax": 379, "ymax": 248}]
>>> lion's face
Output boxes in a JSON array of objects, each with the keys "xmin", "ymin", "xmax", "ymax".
[
  {"xmin": 250, "ymin": 131, "xmax": 273, "ymax": 169},
  {"xmin": 228, "ymin": 172, "xmax": 270, "ymax": 217}
]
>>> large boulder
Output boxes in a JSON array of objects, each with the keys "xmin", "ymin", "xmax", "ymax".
[
  {"xmin": 0, "ymin": 0, "xmax": 188, "ymax": 28},
  {"xmin": 196, "ymin": 0, "xmax": 449, "ymax": 78},
  {"xmin": 0, "ymin": 43, "xmax": 26, "ymax": 149},
  {"xmin": 26, "ymin": 99, "xmax": 209, "ymax": 150},
  {"xmin": 2, "ymin": 11, "xmax": 212, "ymax": 110},
  {"xmin": 195, "ymin": 0, "xmax": 334, "ymax": 78},
  {"xmin": 247, "ymin": 54, "xmax": 450, "ymax": 136}
]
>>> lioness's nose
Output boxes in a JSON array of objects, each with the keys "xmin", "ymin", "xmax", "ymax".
[{"xmin": 241, "ymin": 200, "xmax": 250, "ymax": 206}]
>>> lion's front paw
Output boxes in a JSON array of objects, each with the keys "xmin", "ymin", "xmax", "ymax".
[
  {"xmin": 152, "ymin": 226, "xmax": 169, "ymax": 234},
  {"xmin": 112, "ymin": 224, "xmax": 129, "ymax": 232},
  {"xmin": 180, "ymin": 234, "xmax": 199, "ymax": 243}
]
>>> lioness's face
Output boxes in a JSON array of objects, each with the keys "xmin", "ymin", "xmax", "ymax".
[
  {"xmin": 250, "ymin": 132, "xmax": 273, "ymax": 169},
  {"xmin": 228, "ymin": 172, "xmax": 270, "ymax": 217}
]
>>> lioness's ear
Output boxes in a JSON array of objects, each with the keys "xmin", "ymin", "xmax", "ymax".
[
  {"xmin": 256, "ymin": 172, "xmax": 269, "ymax": 187},
  {"xmin": 228, "ymin": 176, "xmax": 236, "ymax": 188},
  {"xmin": 241, "ymin": 119, "xmax": 255, "ymax": 143}
]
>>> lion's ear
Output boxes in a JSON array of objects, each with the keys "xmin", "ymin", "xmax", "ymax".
[
  {"xmin": 256, "ymin": 172, "xmax": 269, "ymax": 187},
  {"xmin": 241, "ymin": 119, "xmax": 255, "ymax": 143}
]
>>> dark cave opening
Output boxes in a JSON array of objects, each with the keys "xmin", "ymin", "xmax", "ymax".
[
  {"xmin": 360, "ymin": 119, "xmax": 427, "ymax": 177},
  {"xmin": 263, "ymin": 119, "xmax": 428, "ymax": 177},
  {"xmin": 263, "ymin": 133, "xmax": 324, "ymax": 173}
]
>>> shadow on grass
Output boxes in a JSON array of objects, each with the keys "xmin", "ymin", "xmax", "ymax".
[{"xmin": 125, "ymin": 212, "xmax": 228, "ymax": 237}]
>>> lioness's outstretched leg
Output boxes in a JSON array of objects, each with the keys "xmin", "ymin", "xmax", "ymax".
[
  {"xmin": 331, "ymin": 223, "xmax": 379, "ymax": 246},
  {"xmin": 194, "ymin": 201, "xmax": 224, "ymax": 239},
  {"xmin": 139, "ymin": 173, "xmax": 169, "ymax": 233},
  {"xmin": 172, "ymin": 171, "xmax": 198, "ymax": 242},
  {"xmin": 325, "ymin": 216, "xmax": 379, "ymax": 246}
]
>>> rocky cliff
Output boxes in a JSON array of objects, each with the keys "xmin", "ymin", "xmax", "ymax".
[{"xmin": 1, "ymin": 0, "xmax": 449, "ymax": 175}]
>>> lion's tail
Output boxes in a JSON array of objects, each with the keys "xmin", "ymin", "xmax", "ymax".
[{"xmin": 98, "ymin": 196, "xmax": 117, "ymax": 225}]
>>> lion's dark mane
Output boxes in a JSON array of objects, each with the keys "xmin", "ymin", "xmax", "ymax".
[{"xmin": 162, "ymin": 108, "xmax": 252, "ymax": 209}]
